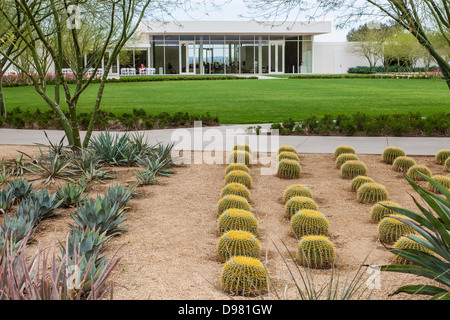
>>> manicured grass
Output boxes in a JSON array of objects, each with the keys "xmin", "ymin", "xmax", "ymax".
[{"xmin": 3, "ymin": 78, "xmax": 449, "ymax": 124}]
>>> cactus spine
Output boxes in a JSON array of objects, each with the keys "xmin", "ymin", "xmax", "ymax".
[
  {"xmin": 357, "ymin": 183, "xmax": 388, "ymax": 204},
  {"xmin": 277, "ymin": 159, "xmax": 301, "ymax": 179},
  {"xmin": 282, "ymin": 185, "xmax": 312, "ymax": 202},
  {"xmin": 296, "ymin": 235, "xmax": 336, "ymax": 269},
  {"xmin": 445, "ymin": 158, "xmax": 450, "ymax": 172},
  {"xmin": 340, "ymin": 160, "xmax": 367, "ymax": 179},
  {"xmin": 277, "ymin": 151, "xmax": 300, "ymax": 162},
  {"xmin": 225, "ymin": 163, "xmax": 250, "ymax": 175},
  {"xmin": 351, "ymin": 176, "xmax": 375, "ymax": 192},
  {"xmin": 278, "ymin": 146, "xmax": 298, "ymax": 154},
  {"xmin": 291, "ymin": 209, "xmax": 329, "ymax": 238},
  {"xmin": 334, "ymin": 145, "xmax": 356, "ymax": 158},
  {"xmin": 382, "ymin": 146, "xmax": 406, "ymax": 164},
  {"xmin": 221, "ymin": 183, "xmax": 250, "ymax": 200},
  {"xmin": 392, "ymin": 156, "xmax": 416, "ymax": 172},
  {"xmin": 218, "ymin": 195, "xmax": 250, "ymax": 215},
  {"xmin": 406, "ymin": 165, "xmax": 432, "ymax": 181},
  {"xmin": 435, "ymin": 149, "xmax": 450, "ymax": 165},
  {"xmin": 217, "ymin": 230, "xmax": 261, "ymax": 262},
  {"xmin": 377, "ymin": 214, "xmax": 416, "ymax": 245},
  {"xmin": 370, "ymin": 201, "xmax": 401, "ymax": 223},
  {"xmin": 218, "ymin": 209, "xmax": 258, "ymax": 235},
  {"xmin": 225, "ymin": 170, "xmax": 252, "ymax": 188},
  {"xmin": 285, "ymin": 196, "xmax": 318, "ymax": 219},
  {"xmin": 336, "ymin": 153, "xmax": 359, "ymax": 169}
]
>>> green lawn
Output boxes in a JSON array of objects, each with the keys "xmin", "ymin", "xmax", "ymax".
[{"xmin": 3, "ymin": 78, "xmax": 449, "ymax": 124}]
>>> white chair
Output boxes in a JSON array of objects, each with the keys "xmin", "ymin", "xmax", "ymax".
[
  {"xmin": 121, "ymin": 68, "xmax": 129, "ymax": 76},
  {"xmin": 148, "ymin": 68, "xmax": 156, "ymax": 75},
  {"xmin": 139, "ymin": 68, "xmax": 147, "ymax": 75},
  {"xmin": 128, "ymin": 68, "xmax": 136, "ymax": 76}
]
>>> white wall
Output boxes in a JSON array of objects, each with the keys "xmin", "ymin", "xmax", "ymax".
[{"xmin": 313, "ymin": 42, "xmax": 370, "ymax": 74}]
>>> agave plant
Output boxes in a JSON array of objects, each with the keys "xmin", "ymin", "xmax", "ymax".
[
  {"xmin": 69, "ymin": 196, "xmax": 128, "ymax": 236},
  {"xmin": 134, "ymin": 169, "xmax": 160, "ymax": 186},
  {"xmin": 103, "ymin": 184, "xmax": 134, "ymax": 210},
  {"xmin": 0, "ymin": 188, "xmax": 15, "ymax": 214},
  {"xmin": 89, "ymin": 131, "xmax": 139, "ymax": 166},
  {"xmin": 380, "ymin": 172, "xmax": 450, "ymax": 300},
  {"xmin": 0, "ymin": 165, "xmax": 11, "ymax": 185},
  {"xmin": 3, "ymin": 153, "xmax": 29, "ymax": 177},
  {"xmin": 7, "ymin": 178, "xmax": 34, "ymax": 202},
  {"xmin": 137, "ymin": 155, "xmax": 175, "ymax": 177},
  {"xmin": 0, "ymin": 212, "xmax": 37, "ymax": 244},
  {"xmin": 28, "ymin": 189, "xmax": 63, "ymax": 220},
  {"xmin": 56, "ymin": 182, "xmax": 86, "ymax": 208},
  {"xmin": 27, "ymin": 149, "xmax": 76, "ymax": 184},
  {"xmin": 34, "ymin": 132, "xmax": 68, "ymax": 158}
]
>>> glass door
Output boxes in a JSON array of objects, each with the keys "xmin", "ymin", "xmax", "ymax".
[
  {"xmin": 269, "ymin": 41, "xmax": 285, "ymax": 74},
  {"xmin": 180, "ymin": 41, "xmax": 196, "ymax": 74}
]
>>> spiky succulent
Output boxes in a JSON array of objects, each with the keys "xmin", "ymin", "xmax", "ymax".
[
  {"xmin": 233, "ymin": 144, "xmax": 252, "ymax": 153},
  {"xmin": 0, "ymin": 188, "xmax": 15, "ymax": 212},
  {"xmin": 291, "ymin": 209, "xmax": 329, "ymax": 238},
  {"xmin": 351, "ymin": 176, "xmax": 375, "ymax": 192},
  {"xmin": 218, "ymin": 209, "xmax": 258, "ymax": 235},
  {"xmin": 278, "ymin": 146, "xmax": 298, "ymax": 154},
  {"xmin": 225, "ymin": 170, "xmax": 252, "ymax": 189},
  {"xmin": 277, "ymin": 159, "xmax": 301, "ymax": 179},
  {"xmin": 282, "ymin": 184, "xmax": 312, "ymax": 202},
  {"xmin": 426, "ymin": 175, "xmax": 450, "ymax": 193},
  {"xmin": 217, "ymin": 230, "xmax": 261, "ymax": 262},
  {"xmin": 382, "ymin": 146, "xmax": 406, "ymax": 164},
  {"xmin": 377, "ymin": 214, "xmax": 416, "ymax": 245},
  {"xmin": 228, "ymin": 150, "xmax": 252, "ymax": 166},
  {"xmin": 277, "ymin": 151, "xmax": 300, "ymax": 162},
  {"xmin": 225, "ymin": 163, "xmax": 249, "ymax": 175},
  {"xmin": 407, "ymin": 165, "xmax": 432, "ymax": 181},
  {"xmin": 27, "ymin": 188, "xmax": 63, "ymax": 220},
  {"xmin": 221, "ymin": 183, "xmax": 250, "ymax": 200},
  {"xmin": 285, "ymin": 196, "xmax": 318, "ymax": 219},
  {"xmin": 56, "ymin": 182, "xmax": 86, "ymax": 208},
  {"xmin": 103, "ymin": 183, "xmax": 133, "ymax": 210},
  {"xmin": 370, "ymin": 201, "xmax": 401, "ymax": 223},
  {"xmin": 392, "ymin": 156, "xmax": 416, "ymax": 172},
  {"xmin": 335, "ymin": 153, "xmax": 359, "ymax": 169},
  {"xmin": 296, "ymin": 235, "xmax": 336, "ymax": 269},
  {"xmin": 7, "ymin": 178, "xmax": 34, "ymax": 202},
  {"xmin": 334, "ymin": 145, "xmax": 356, "ymax": 158},
  {"xmin": 218, "ymin": 195, "xmax": 250, "ymax": 215},
  {"xmin": 1, "ymin": 213, "xmax": 37, "ymax": 244},
  {"xmin": 435, "ymin": 149, "xmax": 450, "ymax": 165},
  {"xmin": 357, "ymin": 183, "xmax": 388, "ymax": 204},
  {"xmin": 340, "ymin": 160, "xmax": 367, "ymax": 179},
  {"xmin": 392, "ymin": 235, "xmax": 433, "ymax": 265},
  {"xmin": 445, "ymin": 157, "xmax": 450, "ymax": 172},
  {"xmin": 220, "ymin": 256, "xmax": 268, "ymax": 296}
]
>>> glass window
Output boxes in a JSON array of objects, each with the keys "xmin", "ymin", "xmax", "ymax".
[
  {"xmin": 300, "ymin": 41, "xmax": 312, "ymax": 73},
  {"xmin": 153, "ymin": 44, "xmax": 165, "ymax": 74},
  {"xmin": 210, "ymin": 36, "xmax": 224, "ymax": 43},
  {"xmin": 151, "ymin": 36, "xmax": 164, "ymax": 43},
  {"xmin": 241, "ymin": 43, "xmax": 255, "ymax": 74},
  {"xmin": 180, "ymin": 35, "xmax": 195, "ymax": 41},
  {"xmin": 302, "ymin": 35, "xmax": 312, "ymax": 41},
  {"xmin": 165, "ymin": 44, "xmax": 179, "ymax": 74},
  {"xmin": 240, "ymin": 35, "xmax": 254, "ymax": 41},
  {"xmin": 211, "ymin": 44, "xmax": 224, "ymax": 74},
  {"xmin": 285, "ymin": 36, "xmax": 298, "ymax": 41},
  {"xmin": 225, "ymin": 36, "xmax": 239, "ymax": 41},
  {"xmin": 269, "ymin": 35, "xmax": 284, "ymax": 40},
  {"xmin": 165, "ymin": 35, "xmax": 179, "ymax": 43},
  {"xmin": 284, "ymin": 41, "xmax": 298, "ymax": 73}
]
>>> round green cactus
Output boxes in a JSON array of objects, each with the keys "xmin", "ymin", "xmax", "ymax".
[
  {"xmin": 220, "ymin": 256, "xmax": 268, "ymax": 296},
  {"xmin": 225, "ymin": 163, "xmax": 250, "ymax": 175},
  {"xmin": 282, "ymin": 184, "xmax": 312, "ymax": 202},
  {"xmin": 392, "ymin": 156, "xmax": 416, "ymax": 172},
  {"xmin": 218, "ymin": 195, "xmax": 250, "ymax": 215},
  {"xmin": 377, "ymin": 214, "xmax": 416, "ymax": 245},
  {"xmin": 277, "ymin": 159, "xmax": 301, "ymax": 179},
  {"xmin": 291, "ymin": 209, "xmax": 329, "ymax": 238},
  {"xmin": 426, "ymin": 175, "xmax": 450, "ymax": 194},
  {"xmin": 233, "ymin": 143, "xmax": 252, "ymax": 153},
  {"xmin": 277, "ymin": 151, "xmax": 300, "ymax": 162},
  {"xmin": 285, "ymin": 196, "xmax": 318, "ymax": 219},
  {"xmin": 296, "ymin": 235, "xmax": 336, "ymax": 269},
  {"xmin": 217, "ymin": 230, "xmax": 261, "ymax": 262},
  {"xmin": 370, "ymin": 201, "xmax": 401, "ymax": 223},
  {"xmin": 278, "ymin": 145, "xmax": 298, "ymax": 154},
  {"xmin": 393, "ymin": 236, "xmax": 432, "ymax": 265},
  {"xmin": 334, "ymin": 145, "xmax": 356, "ymax": 158},
  {"xmin": 221, "ymin": 183, "xmax": 250, "ymax": 200},
  {"xmin": 225, "ymin": 170, "xmax": 252, "ymax": 188},
  {"xmin": 407, "ymin": 165, "xmax": 432, "ymax": 181},
  {"xmin": 357, "ymin": 183, "xmax": 388, "ymax": 204},
  {"xmin": 445, "ymin": 158, "xmax": 450, "ymax": 172},
  {"xmin": 335, "ymin": 153, "xmax": 359, "ymax": 169},
  {"xmin": 382, "ymin": 146, "xmax": 406, "ymax": 164},
  {"xmin": 218, "ymin": 208, "xmax": 258, "ymax": 235},
  {"xmin": 228, "ymin": 150, "xmax": 252, "ymax": 166},
  {"xmin": 340, "ymin": 160, "xmax": 367, "ymax": 179},
  {"xmin": 435, "ymin": 149, "xmax": 450, "ymax": 165},
  {"xmin": 351, "ymin": 175, "xmax": 375, "ymax": 192}
]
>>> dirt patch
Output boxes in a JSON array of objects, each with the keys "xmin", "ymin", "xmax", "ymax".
[{"xmin": 0, "ymin": 145, "xmax": 448, "ymax": 300}]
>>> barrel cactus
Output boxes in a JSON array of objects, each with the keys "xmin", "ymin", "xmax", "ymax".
[
  {"xmin": 233, "ymin": 144, "xmax": 252, "ymax": 153},
  {"xmin": 285, "ymin": 196, "xmax": 318, "ymax": 219},
  {"xmin": 282, "ymin": 184, "xmax": 312, "ymax": 202},
  {"xmin": 351, "ymin": 176, "xmax": 375, "ymax": 192},
  {"xmin": 291, "ymin": 209, "xmax": 329, "ymax": 238},
  {"xmin": 225, "ymin": 170, "xmax": 252, "ymax": 188},
  {"xmin": 278, "ymin": 145, "xmax": 298, "ymax": 154},
  {"xmin": 392, "ymin": 236, "xmax": 433, "ymax": 265},
  {"xmin": 220, "ymin": 256, "xmax": 268, "ymax": 296},
  {"xmin": 217, "ymin": 230, "xmax": 261, "ymax": 262},
  {"xmin": 382, "ymin": 146, "xmax": 406, "ymax": 164},
  {"xmin": 370, "ymin": 201, "xmax": 401, "ymax": 223},
  {"xmin": 357, "ymin": 183, "xmax": 388, "ymax": 204},
  {"xmin": 228, "ymin": 150, "xmax": 252, "ymax": 166},
  {"xmin": 377, "ymin": 214, "xmax": 416, "ymax": 245},
  {"xmin": 218, "ymin": 195, "xmax": 250, "ymax": 215},
  {"xmin": 426, "ymin": 175, "xmax": 450, "ymax": 194},
  {"xmin": 340, "ymin": 160, "xmax": 367, "ymax": 179},
  {"xmin": 277, "ymin": 151, "xmax": 300, "ymax": 162},
  {"xmin": 435, "ymin": 149, "xmax": 450, "ymax": 165},
  {"xmin": 218, "ymin": 208, "xmax": 258, "ymax": 235},
  {"xmin": 335, "ymin": 153, "xmax": 359, "ymax": 169},
  {"xmin": 334, "ymin": 145, "xmax": 356, "ymax": 158},
  {"xmin": 392, "ymin": 156, "xmax": 416, "ymax": 172},
  {"xmin": 277, "ymin": 159, "xmax": 301, "ymax": 179},
  {"xmin": 221, "ymin": 183, "xmax": 250, "ymax": 200},
  {"xmin": 445, "ymin": 158, "xmax": 450, "ymax": 172},
  {"xmin": 406, "ymin": 165, "xmax": 432, "ymax": 181},
  {"xmin": 296, "ymin": 235, "xmax": 336, "ymax": 269},
  {"xmin": 225, "ymin": 163, "xmax": 250, "ymax": 175}
]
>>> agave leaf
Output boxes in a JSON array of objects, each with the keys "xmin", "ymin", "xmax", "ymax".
[{"xmin": 389, "ymin": 284, "xmax": 448, "ymax": 297}]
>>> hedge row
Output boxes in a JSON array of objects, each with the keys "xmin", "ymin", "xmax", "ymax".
[
  {"xmin": 347, "ymin": 66, "xmax": 439, "ymax": 74},
  {"xmin": 289, "ymin": 74, "xmax": 442, "ymax": 80}
]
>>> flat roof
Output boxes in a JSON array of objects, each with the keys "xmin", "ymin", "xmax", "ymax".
[{"xmin": 139, "ymin": 21, "xmax": 332, "ymax": 35}]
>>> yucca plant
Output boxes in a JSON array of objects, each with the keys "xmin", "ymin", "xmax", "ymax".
[
  {"xmin": 380, "ymin": 172, "xmax": 450, "ymax": 299},
  {"xmin": 56, "ymin": 182, "xmax": 86, "ymax": 208},
  {"xmin": 0, "ymin": 188, "xmax": 15, "ymax": 214},
  {"xmin": 7, "ymin": 178, "xmax": 34, "ymax": 202}
]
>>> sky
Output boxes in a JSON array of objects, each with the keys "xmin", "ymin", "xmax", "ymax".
[{"xmin": 169, "ymin": 0, "xmax": 351, "ymax": 42}]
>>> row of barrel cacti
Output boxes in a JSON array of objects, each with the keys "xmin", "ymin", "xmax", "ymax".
[
  {"xmin": 217, "ymin": 144, "xmax": 268, "ymax": 296},
  {"xmin": 276, "ymin": 146, "xmax": 301, "ymax": 179},
  {"xmin": 284, "ymin": 184, "xmax": 336, "ymax": 269}
]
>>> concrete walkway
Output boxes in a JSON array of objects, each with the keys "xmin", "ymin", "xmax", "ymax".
[{"xmin": 0, "ymin": 125, "xmax": 448, "ymax": 156}]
